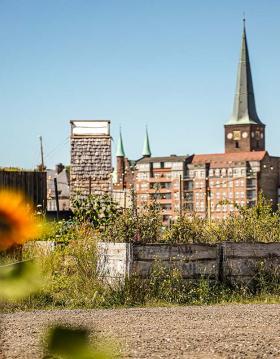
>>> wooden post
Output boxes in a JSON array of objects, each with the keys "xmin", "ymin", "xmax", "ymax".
[{"xmin": 54, "ymin": 177, "xmax": 59, "ymax": 220}]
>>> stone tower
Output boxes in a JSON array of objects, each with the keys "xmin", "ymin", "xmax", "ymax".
[
  {"xmin": 225, "ymin": 20, "xmax": 265, "ymax": 153},
  {"xmin": 70, "ymin": 120, "xmax": 112, "ymax": 199}
]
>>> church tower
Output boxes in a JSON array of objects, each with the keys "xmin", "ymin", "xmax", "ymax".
[
  {"xmin": 225, "ymin": 20, "xmax": 265, "ymax": 153},
  {"xmin": 142, "ymin": 127, "xmax": 152, "ymax": 158},
  {"xmin": 116, "ymin": 129, "xmax": 126, "ymax": 187}
]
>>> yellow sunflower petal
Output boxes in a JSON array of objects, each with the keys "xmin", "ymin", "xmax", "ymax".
[{"xmin": 0, "ymin": 190, "xmax": 41, "ymax": 251}]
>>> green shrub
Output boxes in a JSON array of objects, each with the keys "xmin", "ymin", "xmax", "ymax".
[
  {"xmin": 100, "ymin": 204, "xmax": 162, "ymax": 243},
  {"xmin": 163, "ymin": 194, "xmax": 280, "ymax": 244},
  {"xmin": 72, "ymin": 194, "xmax": 119, "ymax": 229}
]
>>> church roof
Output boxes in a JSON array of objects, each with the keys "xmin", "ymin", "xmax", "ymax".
[
  {"xmin": 116, "ymin": 130, "xmax": 125, "ymax": 157},
  {"xmin": 142, "ymin": 128, "xmax": 152, "ymax": 157},
  {"xmin": 226, "ymin": 20, "xmax": 264, "ymax": 126}
]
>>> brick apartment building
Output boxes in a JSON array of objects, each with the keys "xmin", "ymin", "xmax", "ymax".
[
  {"xmin": 112, "ymin": 21, "xmax": 280, "ymax": 222},
  {"xmin": 136, "ymin": 155, "xmax": 188, "ymax": 223}
]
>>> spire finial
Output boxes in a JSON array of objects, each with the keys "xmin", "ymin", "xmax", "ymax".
[{"xmin": 242, "ymin": 13, "xmax": 246, "ymax": 34}]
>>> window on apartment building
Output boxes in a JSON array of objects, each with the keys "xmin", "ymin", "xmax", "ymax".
[
  {"xmin": 228, "ymin": 168, "xmax": 233, "ymax": 176},
  {"xmin": 209, "ymin": 169, "xmax": 214, "ymax": 177},
  {"xmin": 141, "ymin": 194, "xmax": 148, "ymax": 201},
  {"xmin": 184, "ymin": 203, "xmax": 193, "ymax": 211},
  {"xmin": 247, "ymin": 190, "xmax": 256, "ymax": 200},
  {"xmin": 150, "ymin": 182, "xmax": 171, "ymax": 190},
  {"xmin": 160, "ymin": 203, "xmax": 172, "ymax": 210},
  {"xmin": 137, "ymin": 172, "xmax": 149, "ymax": 180},
  {"xmin": 184, "ymin": 192, "xmax": 193, "ymax": 201},
  {"xmin": 162, "ymin": 215, "xmax": 171, "ymax": 223},
  {"xmin": 173, "ymin": 172, "xmax": 182, "ymax": 179},
  {"xmin": 215, "ymin": 169, "xmax": 220, "ymax": 177},
  {"xmin": 221, "ymin": 168, "xmax": 227, "ymax": 176},
  {"xmin": 151, "ymin": 193, "xmax": 172, "ymax": 200},
  {"xmin": 194, "ymin": 181, "xmax": 200, "ymax": 189},
  {"xmin": 171, "ymin": 162, "xmax": 182, "ymax": 170},
  {"xmin": 160, "ymin": 162, "xmax": 165, "ymax": 169},
  {"xmin": 153, "ymin": 162, "xmax": 160, "ymax": 169},
  {"xmin": 184, "ymin": 181, "xmax": 193, "ymax": 190},
  {"xmin": 233, "ymin": 168, "xmax": 240, "ymax": 176},
  {"xmin": 138, "ymin": 164, "xmax": 150, "ymax": 171},
  {"xmin": 247, "ymin": 179, "xmax": 256, "ymax": 187},
  {"xmin": 141, "ymin": 183, "xmax": 148, "ymax": 189}
]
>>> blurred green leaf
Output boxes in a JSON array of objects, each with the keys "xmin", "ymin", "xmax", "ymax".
[
  {"xmin": 0, "ymin": 260, "xmax": 42, "ymax": 300},
  {"xmin": 46, "ymin": 325, "xmax": 113, "ymax": 359}
]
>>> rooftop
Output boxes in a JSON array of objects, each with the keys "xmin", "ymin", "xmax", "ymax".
[
  {"xmin": 137, "ymin": 155, "xmax": 189, "ymax": 164},
  {"xmin": 192, "ymin": 151, "xmax": 267, "ymax": 164}
]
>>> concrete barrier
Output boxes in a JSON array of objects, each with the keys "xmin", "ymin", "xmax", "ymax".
[{"xmin": 23, "ymin": 241, "xmax": 280, "ymax": 283}]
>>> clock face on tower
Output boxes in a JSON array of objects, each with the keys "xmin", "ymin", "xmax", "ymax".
[
  {"xmin": 233, "ymin": 131, "xmax": 241, "ymax": 140},
  {"xmin": 242, "ymin": 132, "xmax": 248, "ymax": 139},
  {"xmin": 227, "ymin": 133, "xmax": 233, "ymax": 140}
]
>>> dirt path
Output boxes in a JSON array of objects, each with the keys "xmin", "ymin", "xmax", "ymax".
[{"xmin": 1, "ymin": 304, "xmax": 280, "ymax": 358}]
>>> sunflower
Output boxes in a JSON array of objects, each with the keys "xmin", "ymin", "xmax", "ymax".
[{"xmin": 0, "ymin": 190, "xmax": 40, "ymax": 251}]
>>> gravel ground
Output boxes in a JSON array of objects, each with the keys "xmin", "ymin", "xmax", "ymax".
[{"xmin": 0, "ymin": 304, "xmax": 280, "ymax": 358}]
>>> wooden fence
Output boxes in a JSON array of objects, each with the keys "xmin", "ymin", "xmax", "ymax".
[
  {"xmin": 23, "ymin": 241, "xmax": 280, "ymax": 284},
  {"xmin": 101, "ymin": 242, "xmax": 280, "ymax": 283},
  {"xmin": 0, "ymin": 170, "xmax": 47, "ymax": 209}
]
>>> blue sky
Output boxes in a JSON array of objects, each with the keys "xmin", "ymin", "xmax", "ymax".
[{"xmin": 0, "ymin": 0, "xmax": 279, "ymax": 169}]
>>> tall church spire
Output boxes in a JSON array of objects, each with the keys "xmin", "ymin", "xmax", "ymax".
[
  {"xmin": 116, "ymin": 129, "xmax": 125, "ymax": 157},
  {"xmin": 224, "ymin": 20, "xmax": 265, "ymax": 153},
  {"xmin": 227, "ymin": 19, "xmax": 263, "ymax": 125},
  {"xmin": 142, "ymin": 127, "xmax": 151, "ymax": 157}
]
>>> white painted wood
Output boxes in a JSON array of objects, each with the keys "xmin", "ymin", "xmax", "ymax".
[{"xmin": 72, "ymin": 121, "xmax": 110, "ymax": 136}]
